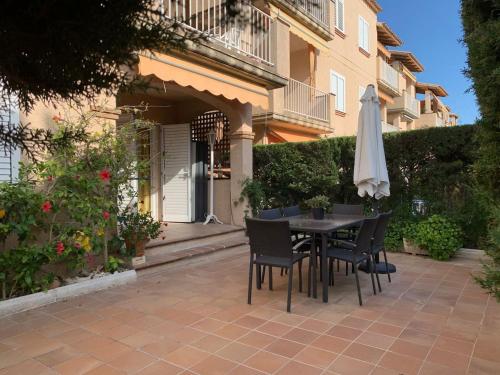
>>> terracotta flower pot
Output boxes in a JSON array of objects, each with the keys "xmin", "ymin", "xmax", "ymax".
[{"xmin": 124, "ymin": 234, "xmax": 149, "ymax": 257}]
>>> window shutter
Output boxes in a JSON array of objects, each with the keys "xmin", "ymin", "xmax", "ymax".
[
  {"xmin": 0, "ymin": 101, "xmax": 20, "ymax": 183},
  {"xmin": 358, "ymin": 16, "xmax": 369, "ymax": 52},
  {"xmin": 336, "ymin": 0, "xmax": 345, "ymax": 32}
]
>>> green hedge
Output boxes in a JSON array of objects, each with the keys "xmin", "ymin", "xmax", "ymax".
[{"xmin": 253, "ymin": 125, "xmax": 487, "ymax": 248}]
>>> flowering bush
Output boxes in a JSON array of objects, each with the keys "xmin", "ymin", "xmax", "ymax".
[{"xmin": 0, "ymin": 114, "xmax": 151, "ymax": 298}]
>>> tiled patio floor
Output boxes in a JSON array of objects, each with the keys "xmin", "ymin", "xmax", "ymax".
[{"xmin": 1, "ymin": 247, "xmax": 499, "ymax": 375}]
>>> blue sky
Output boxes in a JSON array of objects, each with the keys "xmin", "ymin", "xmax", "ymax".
[{"xmin": 377, "ymin": 0, "xmax": 479, "ymax": 124}]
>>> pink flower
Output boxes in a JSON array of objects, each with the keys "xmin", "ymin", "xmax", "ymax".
[
  {"xmin": 99, "ymin": 169, "xmax": 111, "ymax": 182},
  {"xmin": 42, "ymin": 201, "xmax": 52, "ymax": 213},
  {"xmin": 74, "ymin": 242, "xmax": 81, "ymax": 249},
  {"xmin": 56, "ymin": 241, "xmax": 64, "ymax": 255},
  {"xmin": 52, "ymin": 115, "xmax": 63, "ymax": 123},
  {"xmin": 102, "ymin": 211, "xmax": 110, "ymax": 220},
  {"xmin": 47, "ymin": 175, "xmax": 53, "ymax": 182}
]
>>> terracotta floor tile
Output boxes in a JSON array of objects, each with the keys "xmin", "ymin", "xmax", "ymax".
[
  {"xmin": 298, "ymin": 319, "xmax": 332, "ymax": 334},
  {"xmin": 70, "ymin": 335, "xmax": 131, "ymax": 362},
  {"xmin": 342, "ymin": 342, "xmax": 385, "ymax": 364},
  {"xmin": 472, "ymin": 336, "xmax": 500, "ymax": 363},
  {"xmin": 190, "ymin": 355, "xmax": 238, "ymax": 375},
  {"xmin": 191, "ymin": 318, "xmax": 226, "ymax": 334},
  {"xmin": 216, "ymin": 342, "xmax": 258, "ymax": 363},
  {"xmin": 164, "ymin": 345, "xmax": 210, "ymax": 368},
  {"xmin": 311, "ymin": 335, "xmax": 351, "ymax": 354},
  {"xmin": 371, "ymin": 366, "xmax": 404, "ymax": 375},
  {"xmin": 419, "ymin": 361, "xmax": 467, "ymax": 375},
  {"xmin": 119, "ymin": 331, "xmax": 162, "ymax": 348},
  {"xmin": 427, "ymin": 347, "xmax": 470, "ymax": 370},
  {"xmin": 0, "ymin": 349, "xmax": 29, "ymax": 370},
  {"xmin": 326, "ymin": 325, "xmax": 363, "ymax": 341},
  {"xmin": 52, "ymin": 355, "xmax": 103, "ymax": 375},
  {"xmin": 378, "ymin": 352, "xmax": 422, "ymax": 375},
  {"xmin": 227, "ymin": 365, "xmax": 266, "ymax": 375},
  {"xmin": 85, "ymin": 365, "xmax": 127, "ymax": 375},
  {"xmin": 293, "ymin": 346, "xmax": 337, "ymax": 369},
  {"xmin": 399, "ymin": 328, "xmax": 437, "ymax": 347},
  {"xmin": 282, "ymin": 328, "xmax": 319, "ymax": 344},
  {"xmin": 168, "ymin": 327, "xmax": 206, "ymax": 345},
  {"xmin": 234, "ymin": 315, "xmax": 267, "ymax": 329},
  {"xmin": 214, "ymin": 324, "xmax": 250, "ymax": 341},
  {"xmin": 275, "ymin": 360, "xmax": 322, "ymax": 375},
  {"xmin": 0, "ymin": 359, "xmax": 53, "ymax": 375},
  {"xmin": 136, "ymin": 360, "xmax": 184, "ymax": 375},
  {"xmin": 256, "ymin": 321, "xmax": 292, "ymax": 337},
  {"xmin": 237, "ymin": 332, "xmax": 276, "ymax": 348},
  {"xmin": 367, "ymin": 322, "xmax": 402, "ymax": 337},
  {"xmin": 328, "ymin": 355, "xmax": 374, "ymax": 375},
  {"xmin": 265, "ymin": 338, "xmax": 305, "ymax": 358},
  {"xmin": 271, "ymin": 313, "xmax": 307, "ymax": 327},
  {"xmin": 389, "ymin": 339, "xmax": 430, "ymax": 360},
  {"xmin": 142, "ymin": 338, "xmax": 181, "ymax": 359},
  {"xmin": 433, "ymin": 335, "xmax": 474, "ymax": 356},
  {"xmin": 338, "ymin": 316, "xmax": 372, "ymax": 330},
  {"xmin": 355, "ymin": 332, "xmax": 395, "ymax": 350},
  {"xmin": 35, "ymin": 346, "xmax": 80, "ymax": 367},
  {"xmin": 108, "ymin": 350, "xmax": 156, "ymax": 373},
  {"xmin": 244, "ymin": 351, "xmax": 288, "ymax": 374},
  {"xmin": 192, "ymin": 335, "xmax": 231, "ymax": 353},
  {"xmin": 468, "ymin": 357, "xmax": 500, "ymax": 374},
  {"xmin": 51, "ymin": 328, "xmax": 95, "ymax": 345},
  {"xmin": 100, "ymin": 324, "xmax": 140, "ymax": 340}
]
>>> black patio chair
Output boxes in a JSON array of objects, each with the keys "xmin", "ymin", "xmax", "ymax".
[
  {"xmin": 326, "ymin": 216, "xmax": 379, "ymax": 306},
  {"xmin": 246, "ymin": 218, "xmax": 308, "ymax": 312},
  {"xmin": 258, "ymin": 208, "xmax": 282, "ymax": 220},
  {"xmin": 282, "ymin": 205, "xmax": 301, "ymax": 217},
  {"xmin": 370, "ymin": 211, "xmax": 393, "ymax": 288}
]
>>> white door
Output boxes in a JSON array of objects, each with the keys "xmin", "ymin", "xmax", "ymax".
[{"xmin": 162, "ymin": 124, "xmax": 192, "ymax": 222}]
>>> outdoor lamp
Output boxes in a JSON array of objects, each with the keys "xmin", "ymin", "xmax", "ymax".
[{"xmin": 204, "ymin": 128, "xmax": 222, "ymax": 225}]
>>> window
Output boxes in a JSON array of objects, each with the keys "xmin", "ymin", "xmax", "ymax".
[
  {"xmin": 330, "ymin": 71, "xmax": 346, "ymax": 113},
  {"xmin": 335, "ymin": 0, "xmax": 345, "ymax": 32},
  {"xmin": 358, "ymin": 16, "xmax": 369, "ymax": 52},
  {"xmin": 359, "ymin": 85, "xmax": 366, "ymax": 110}
]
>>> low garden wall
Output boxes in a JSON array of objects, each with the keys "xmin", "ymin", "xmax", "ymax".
[{"xmin": 252, "ymin": 125, "xmax": 487, "ymax": 251}]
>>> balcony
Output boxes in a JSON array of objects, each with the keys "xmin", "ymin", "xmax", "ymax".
[
  {"xmin": 286, "ymin": 0, "xmax": 329, "ymax": 29},
  {"xmin": 387, "ymin": 90, "xmax": 420, "ymax": 119},
  {"xmin": 381, "ymin": 121, "xmax": 400, "ymax": 133},
  {"xmin": 377, "ymin": 57, "xmax": 399, "ymax": 96},
  {"xmin": 284, "ymin": 79, "xmax": 330, "ymax": 122},
  {"xmin": 160, "ymin": 0, "xmax": 273, "ymax": 65}
]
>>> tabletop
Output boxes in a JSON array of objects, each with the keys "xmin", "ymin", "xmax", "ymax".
[{"xmin": 286, "ymin": 214, "xmax": 365, "ymax": 233}]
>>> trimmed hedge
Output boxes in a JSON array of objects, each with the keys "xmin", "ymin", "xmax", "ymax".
[{"xmin": 253, "ymin": 125, "xmax": 487, "ymax": 248}]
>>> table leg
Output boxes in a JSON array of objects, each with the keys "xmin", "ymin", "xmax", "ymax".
[
  {"xmin": 322, "ymin": 234, "xmax": 328, "ymax": 303},
  {"xmin": 311, "ymin": 233, "xmax": 317, "ymax": 299}
]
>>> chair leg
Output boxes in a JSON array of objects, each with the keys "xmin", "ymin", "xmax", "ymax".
[
  {"xmin": 287, "ymin": 265, "xmax": 294, "ymax": 313},
  {"xmin": 269, "ymin": 267, "xmax": 273, "ymax": 291},
  {"xmin": 261, "ymin": 266, "xmax": 266, "ymax": 284},
  {"xmin": 280, "ymin": 267, "xmax": 284, "ymax": 276},
  {"xmin": 256, "ymin": 264, "xmax": 262, "ymax": 290},
  {"xmin": 353, "ymin": 262, "xmax": 363, "ymax": 306},
  {"xmin": 298, "ymin": 260, "xmax": 303, "ymax": 293},
  {"xmin": 373, "ymin": 254, "xmax": 382, "ymax": 292},
  {"xmin": 369, "ymin": 258, "xmax": 377, "ymax": 295},
  {"xmin": 308, "ymin": 254, "xmax": 312, "ymax": 297},
  {"xmin": 248, "ymin": 255, "xmax": 253, "ymax": 305},
  {"xmin": 383, "ymin": 249, "xmax": 391, "ymax": 282},
  {"xmin": 328, "ymin": 259, "xmax": 333, "ymax": 286},
  {"xmin": 345, "ymin": 261, "xmax": 348, "ymax": 276},
  {"xmin": 319, "ymin": 255, "xmax": 323, "ymax": 282},
  {"xmin": 337, "ymin": 259, "xmax": 340, "ymax": 272}
]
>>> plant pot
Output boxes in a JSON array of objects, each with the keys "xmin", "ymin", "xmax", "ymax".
[
  {"xmin": 403, "ymin": 238, "xmax": 428, "ymax": 256},
  {"xmin": 311, "ymin": 208, "xmax": 325, "ymax": 220},
  {"xmin": 124, "ymin": 235, "xmax": 149, "ymax": 257}
]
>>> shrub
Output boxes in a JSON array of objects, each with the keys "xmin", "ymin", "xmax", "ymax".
[{"xmin": 411, "ymin": 215, "xmax": 463, "ymax": 261}]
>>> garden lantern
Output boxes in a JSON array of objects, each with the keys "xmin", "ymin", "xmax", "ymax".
[{"xmin": 204, "ymin": 128, "xmax": 222, "ymax": 225}]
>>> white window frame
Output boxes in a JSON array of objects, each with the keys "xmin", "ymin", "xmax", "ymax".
[
  {"xmin": 358, "ymin": 16, "xmax": 369, "ymax": 52},
  {"xmin": 335, "ymin": 0, "xmax": 345, "ymax": 33},
  {"xmin": 330, "ymin": 71, "xmax": 346, "ymax": 113}
]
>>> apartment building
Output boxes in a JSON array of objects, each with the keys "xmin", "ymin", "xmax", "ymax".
[{"xmin": 9, "ymin": 0, "xmax": 459, "ymax": 225}]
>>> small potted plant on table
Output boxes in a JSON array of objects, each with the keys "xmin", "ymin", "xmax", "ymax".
[
  {"xmin": 118, "ymin": 207, "xmax": 161, "ymax": 264},
  {"xmin": 305, "ymin": 195, "xmax": 330, "ymax": 220}
]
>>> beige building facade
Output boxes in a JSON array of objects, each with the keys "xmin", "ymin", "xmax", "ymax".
[{"xmin": 12, "ymin": 0, "xmax": 459, "ymax": 226}]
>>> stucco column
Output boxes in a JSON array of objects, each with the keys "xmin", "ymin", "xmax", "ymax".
[
  {"xmin": 424, "ymin": 90, "xmax": 432, "ymax": 114},
  {"xmin": 228, "ymin": 103, "xmax": 253, "ymax": 226},
  {"xmin": 270, "ymin": 16, "xmax": 290, "ymax": 114}
]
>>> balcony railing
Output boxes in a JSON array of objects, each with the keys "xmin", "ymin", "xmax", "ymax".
[
  {"xmin": 159, "ymin": 0, "xmax": 273, "ymax": 65},
  {"xmin": 381, "ymin": 121, "xmax": 399, "ymax": 133},
  {"xmin": 287, "ymin": 0, "xmax": 329, "ymax": 28},
  {"xmin": 406, "ymin": 92, "xmax": 420, "ymax": 117},
  {"xmin": 378, "ymin": 58, "xmax": 399, "ymax": 93},
  {"xmin": 284, "ymin": 78, "xmax": 330, "ymax": 122}
]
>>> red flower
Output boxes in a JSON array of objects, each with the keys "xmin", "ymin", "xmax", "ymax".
[
  {"xmin": 47, "ymin": 175, "xmax": 53, "ymax": 182},
  {"xmin": 42, "ymin": 201, "xmax": 52, "ymax": 213},
  {"xmin": 52, "ymin": 115, "xmax": 63, "ymax": 123},
  {"xmin": 74, "ymin": 242, "xmax": 81, "ymax": 249},
  {"xmin": 56, "ymin": 241, "xmax": 65, "ymax": 255},
  {"xmin": 102, "ymin": 211, "xmax": 110, "ymax": 220},
  {"xmin": 99, "ymin": 169, "xmax": 111, "ymax": 182}
]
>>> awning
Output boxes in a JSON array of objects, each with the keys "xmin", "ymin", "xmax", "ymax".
[
  {"xmin": 138, "ymin": 52, "xmax": 269, "ymax": 110},
  {"xmin": 270, "ymin": 5, "xmax": 329, "ymax": 53},
  {"xmin": 269, "ymin": 128, "xmax": 318, "ymax": 143}
]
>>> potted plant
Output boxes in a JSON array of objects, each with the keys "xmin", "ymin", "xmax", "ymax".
[
  {"xmin": 305, "ymin": 195, "xmax": 330, "ymax": 220},
  {"xmin": 118, "ymin": 207, "xmax": 161, "ymax": 257}
]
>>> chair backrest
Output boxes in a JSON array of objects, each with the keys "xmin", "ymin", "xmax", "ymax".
[
  {"xmin": 282, "ymin": 205, "xmax": 301, "ymax": 217},
  {"xmin": 258, "ymin": 208, "xmax": 282, "ymax": 220},
  {"xmin": 354, "ymin": 216, "xmax": 379, "ymax": 253},
  {"xmin": 246, "ymin": 218, "xmax": 293, "ymax": 259},
  {"xmin": 373, "ymin": 211, "xmax": 392, "ymax": 250},
  {"xmin": 332, "ymin": 203, "xmax": 363, "ymax": 216}
]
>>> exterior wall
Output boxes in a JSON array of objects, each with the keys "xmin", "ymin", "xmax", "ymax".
[{"xmin": 329, "ymin": 0, "xmax": 378, "ymax": 136}]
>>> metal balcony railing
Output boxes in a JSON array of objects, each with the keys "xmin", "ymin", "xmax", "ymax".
[
  {"xmin": 284, "ymin": 78, "xmax": 330, "ymax": 122},
  {"xmin": 159, "ymin": 0, "xmax": 273, "ymax": 65},
  {"xmin": 287, "ymin": 0, "xmax": 329, "ymax": 28}
]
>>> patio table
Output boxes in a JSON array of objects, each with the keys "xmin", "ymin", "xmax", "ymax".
[{"xmin": 285, "ymin": 214, "xmax": 365, "ymax": 303}]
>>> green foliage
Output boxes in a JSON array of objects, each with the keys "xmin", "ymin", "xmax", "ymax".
[
  {"xmin": 254, "ymin": 125, "xmax": 482, "ymax": 248},
  {"xmin": 411, "ymin": 215, "xmax": 463, "ymax": 261},
  {"xmin": 304, "ymin": 195, "xmax": 330, "ymax": 209},
  {"xmin": 239, "ymin": 178, "xmax": 266, "ymax": 217},
  {"xmin": 104, "ymin": 256, "xmax": 124, "ymax": 274},
  {"xmin": 118, "ymin": 206, "xmax": 161, "ymax": 243}
]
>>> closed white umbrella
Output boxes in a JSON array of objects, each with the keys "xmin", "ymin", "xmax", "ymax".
[{"xmin": 354, "ymin": 85, "xmax": 390, "ymax": 199}]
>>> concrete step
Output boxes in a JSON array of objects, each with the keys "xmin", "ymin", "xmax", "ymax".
[{"xmin": 136, "ymin": 232, "xmax": 248, "ymax": 271}]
